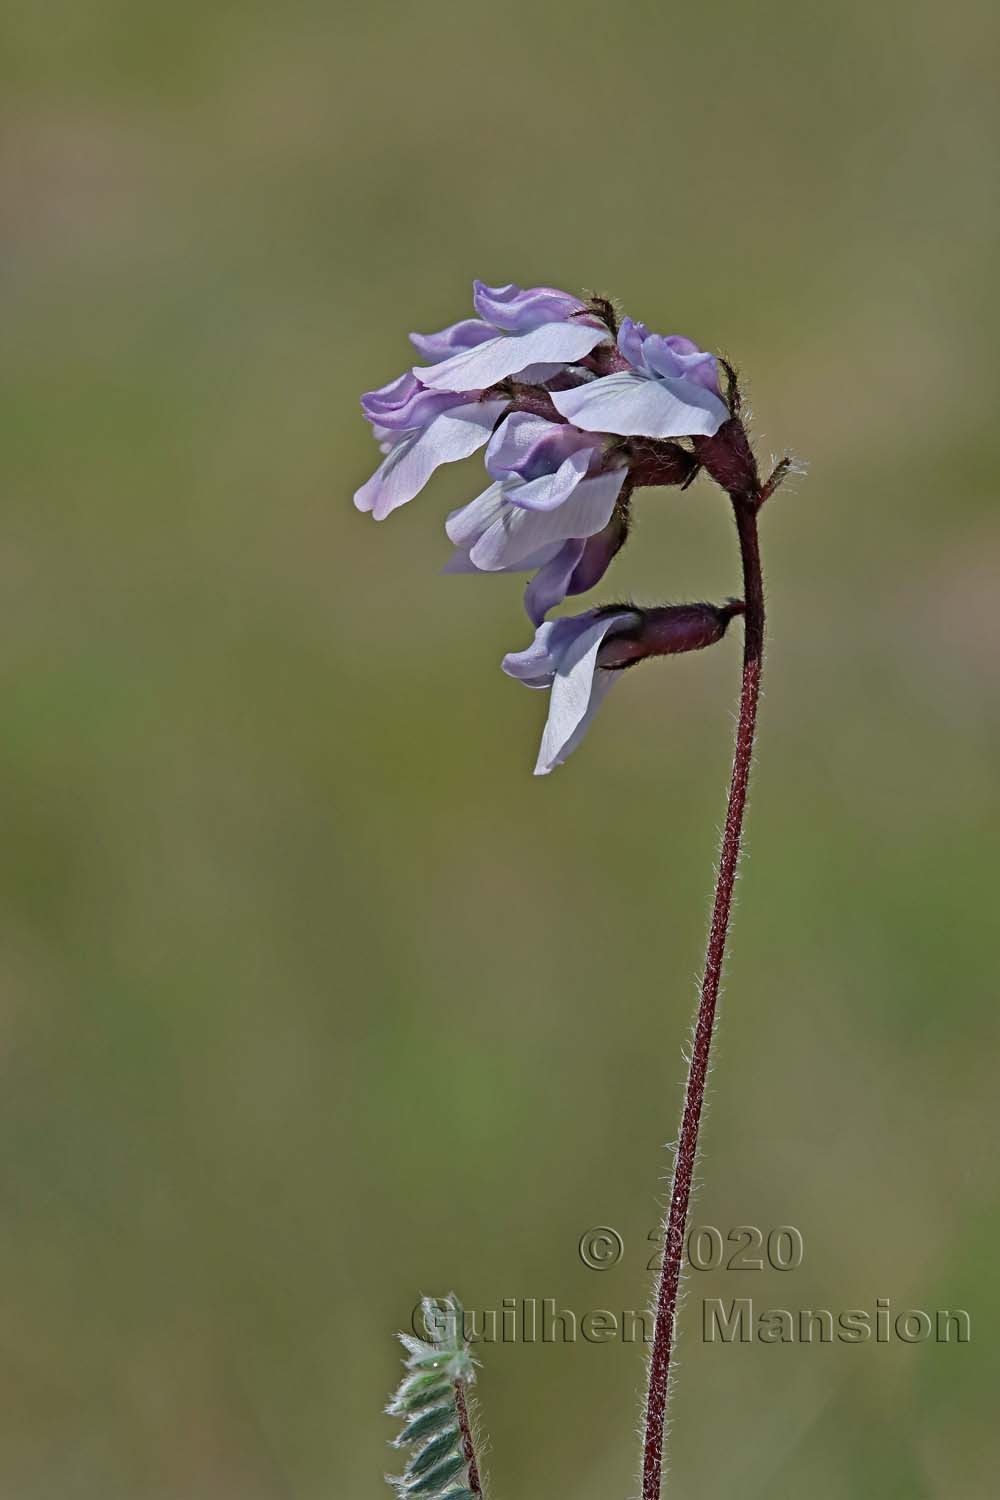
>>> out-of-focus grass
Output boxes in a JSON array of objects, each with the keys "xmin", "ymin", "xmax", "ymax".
[{"xmin": 1, "ymin": 3, "xmax": 998, "ymax": 1496}]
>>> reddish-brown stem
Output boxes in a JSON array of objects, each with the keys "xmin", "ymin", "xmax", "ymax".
[
  {"xmin": 454, "ymin": 1378, "xmax": 483, "ymax": 1498},
  {"xmin": 641, "ymin": 493, "xmax": 765, "ymax": 1500}
]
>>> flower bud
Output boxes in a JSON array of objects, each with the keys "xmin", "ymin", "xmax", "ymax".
[{"xmin": 597, "ymin": 601, "xmax": 744, "ymax": 670}]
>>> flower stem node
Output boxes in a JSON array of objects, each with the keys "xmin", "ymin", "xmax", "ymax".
[{"xmin": 692, "ymin": 417, "xmax": 760, "ymax": 500}]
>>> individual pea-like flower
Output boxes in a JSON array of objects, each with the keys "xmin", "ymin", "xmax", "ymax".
[
  {"xmin": 503, "ymin": 602, "xmax": 743, "ymax": 775},
  {"xmin": 444, "ymin": 413, "xmax": 628, "ymax": 610},
  {"xmin": 413, "ymin": 280, "xmax": 610, "ymax": 395},
  {"xmin": 551, "ymin": 316, "xmax": 729, "ymax": 440},
  {"xmin": 354, "ymin": 314, "xmax": 506, "ymax": 523},
  {"xmin": 355, "ymin": 396, "xmax": 509, "ymax": 525},
  {"xmin": 354, "ymin": 280, "xmax": 612, "ymax": 522},
  {"xmin": 503, "ymin": 608, "xmax": 639, "ymax": 775}
]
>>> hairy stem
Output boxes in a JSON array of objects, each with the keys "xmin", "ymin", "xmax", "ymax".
[
  {"xmin": 454, "ymin": 1378, "xmax": 483, "ymax": 1498},
  {"xmin": 641, "ymin": 493, "xmax": 765, "ymax": 1499}
]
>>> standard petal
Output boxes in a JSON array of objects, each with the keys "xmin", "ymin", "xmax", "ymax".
[
  {"xmin": 551, "ymin": 371, "xmax": 728, "ymax": 439},
  {"xmin": 485, "ymin": 412, "xmax": 559, "ymax": 473},
  {"xmin": 506, "ymin": 449, "xmax": 593, "ymax": 512},
  {"xmin": 534, "ymin": 611, "xmax": 636, "ymax": 774},
  {"xmin": 409, "ymin": 319, "xmax": 494, "ymax": 363},
  {"xmin": 444, "ymin": 539, "xmax": 562, "ymax": 576},
  {"xmin": 472, "ymin": 280, "xmax": 587, "ymax": 332},
  {"xmin": 444, "ymin": 480, "xmax": 506, "ymax": 547},
  {"xmin": 361, "ymin": 370, "xmax": 458, "ymax": 432},
  {"xmin": 414, "ymin": 322, "xmax": 609, "ymax": 394},
  {"xmin": 537, "ymin": 669, "xmax": 618, "ymax": 774},
  {"xmin": 354, "ymin": 400, "xmax": 505, "ymax": 520},
  {"xmin": 485, "ymin": 410, "xmax": 599, "ymax": 481},
  {"xmin": 468, "ymin": 466, "xmax": 625, "ymax": 571}
]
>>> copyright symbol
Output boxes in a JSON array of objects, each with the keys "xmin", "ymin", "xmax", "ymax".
[{"xmin": 578, "ymin": 1226, "xmax": 623, "ymax": 1270}]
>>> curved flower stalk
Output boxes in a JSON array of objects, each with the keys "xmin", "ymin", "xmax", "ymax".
[
  {"xmin": 358, "ymin": 280, "xmax": 794, "ymax": 1498},
  {"xmin": 387, "ymin": 1295, "xmax": 484, "ymax": 1500}
]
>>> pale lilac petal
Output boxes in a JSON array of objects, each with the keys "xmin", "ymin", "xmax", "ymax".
[
  {"xmin": 445, "ymin": 479, "xmax": 583, "ymax": 565},
  {"xmin": 409, "ymin": 319, "xmax": 494, "ymax": 363},
  {"xmin": 502, "ymin": 616, "xmax": 594, "ymax": 686},
  {"xmin": 616, "ymin": 317, "xmax": 650, "ymax": 370},
  {"xmin": 533, "ymin": 611, "xmax": 637, "ymax": 774},
  {"xmin": 663, "ymin": 334, "xmax": 701, "ymax": 357},
  {"xmin": 354, "ymin": 400, "xmax": 505, "ymax": 520},
  {"xmin": 444, "ymin": 481, "xmax": 505, "ymax": 548},
  {"xmin": 642, "ymin": 335, "xmax": 720, "ymax": 395},
  {"xmin": 485, "ymin": 412, "xmax": 557, "ymax": 472},
  {"xmin": 566, "ymin": 519, "xmax": 625, "ymax": 595},
  {"xmin": 361, "ymin": 370, "xmax": 458, "ymax": 432},
  {"xmin": 505, "ymin": 361, "xmax": 567, "ymax": 385},
  {"xmin": 446, "ymin": 480, "xmax": 509, "ymax": 552},
  {"xmin": 506, "ymin": 449, "xmax": 593, "ymax": 512},
  {"xmin": 616, "ymin": 319, "xmax": 722, "ymax": 397},
  {"xmin": 523, "ymin": 516, "xmax": 627, "ymax": 624},
  {"xmin": 523, "ymin": 539, "xmax": 586, "ymax": 625},
  {"xmin": 444, "ymin": 539, "xmax": 562, "ymax": 576},
  {"xmin": 467, "ymin": 467, "xmax": 625, "ymax": 572},
  {"xmin": 551, "ymin": 371, "xmax": 728, "ymax": 439},
  {"xmin": 472, "ymin": 280, "xmax": 586, "ymax": 332},
  {"xmin": 673, "ymin": 353, "xmax": 721, "ymax": 396},
  {"xmin": 540, "ymin": 668, "xmax": 617, "ymax": 773},
  {"xmin": 485, "ymin": 411, "xmax": 600, "ymax": 481},
  {"xmin": 414, "ymin": 322, "xmax": 609, "ymax": 394}
]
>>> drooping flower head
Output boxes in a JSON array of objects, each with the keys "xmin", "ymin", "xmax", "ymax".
[
  {"xmin": 353, "ymin": 277, "xmax": 763, "ymax": 774},
  {"xmin": 353, "ymin": 280, "xmax": 613, "ymax": 523}
]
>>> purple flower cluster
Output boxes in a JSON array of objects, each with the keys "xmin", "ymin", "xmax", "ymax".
[{"xmin": 355, "ymin": 281, "xmax": 745, "ymax": 773}]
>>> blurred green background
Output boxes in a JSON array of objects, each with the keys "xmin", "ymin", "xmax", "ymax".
[{"xmin": 2, "ymin": 2, "xmax": 998, "ymax": 1496}]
